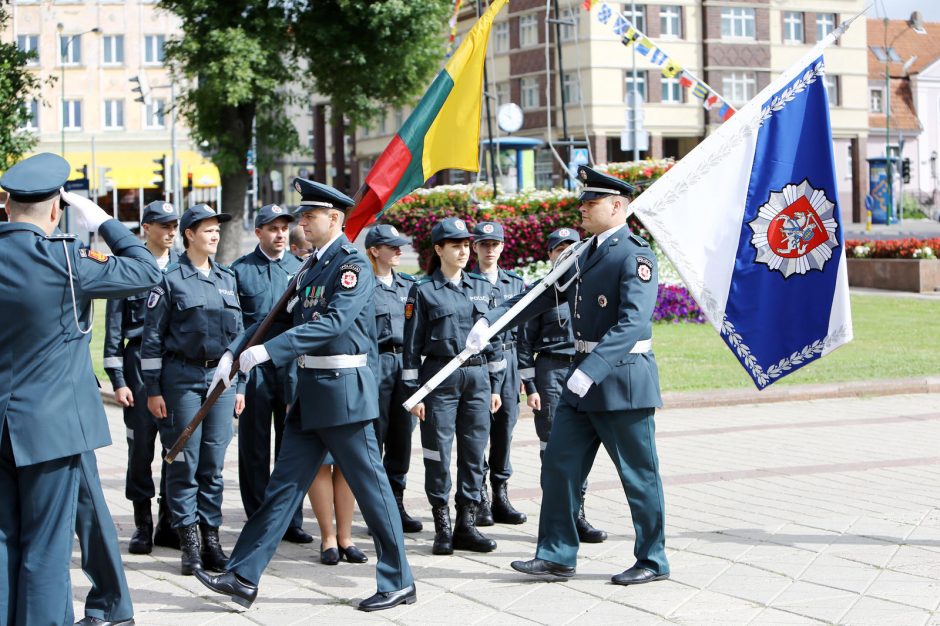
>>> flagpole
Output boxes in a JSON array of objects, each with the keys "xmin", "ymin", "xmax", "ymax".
[
  {"xmin": 630, "ymin": 0, "xmax": 639, "ymax": 161},
  {"xmin": 478, "ymin": 0, "xmax": 498, "ymax": 197}
]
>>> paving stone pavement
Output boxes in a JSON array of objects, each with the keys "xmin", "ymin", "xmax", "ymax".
[{"xmin": 74, "ymin": 392, "xmax": 940, "ymax": 625}]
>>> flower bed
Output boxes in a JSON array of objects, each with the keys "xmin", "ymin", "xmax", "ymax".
[
  {"xmin": 846, "ymin": 238, "xmax": 939, "ymax": 259},
  {"xmin": 845, "ymin": 238, "xmax": 940, "ymax": 293}
]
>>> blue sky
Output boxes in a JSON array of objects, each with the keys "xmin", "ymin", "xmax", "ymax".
[{"xmin": 875, "ymin": 0, "xmax": 940, "ymax": 22}]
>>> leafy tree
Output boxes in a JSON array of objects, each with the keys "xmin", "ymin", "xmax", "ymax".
[{"xmin": 0, "ymin": 0, "xmax": 50, "ymax": 169}]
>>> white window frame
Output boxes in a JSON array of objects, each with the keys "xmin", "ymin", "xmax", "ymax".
[
  {"xmin": 521, "ymin": 76, "xmax": 539, "ymax": 110},
  {"xmin": 62, "ymin": 99, "xmax": 82, "ymax": 131},
  {"xmin": 783, "ymin": 12, "xmax": 803, "ymax": 44},
  {"xmin": 143, "ymin": 34, "xmax": 165, "ymax": 65},
  {"xmin": 519, "ymin": 14, "xmax": 538, "ymax": 48},
  {"xmin": 103, "ymin": 99, "xmax": 124, "ymax": 130},
  {"xmin": 720, "ymin": 7, "xmax": 755, "ymax": 40},
  {"xmin": 58, "ymin": 34, "xmax": 82, "ymax": 66},
  {"xmin": 816, "ymin": 13, "xmax": 836, "ymax": 41},
  {"xmin": 869, "ymin": 88, "xmax": 883, "ymax": 113},
  {"xmin": 722, "ymin": 72, "xmax": 756, "ymax": 106},
  {"xmin": 562, "ymin": 73, "xmax": 581, "ymax": 105},
  {"xmin": 102, "ymin": 35, "xmax": 124, "ymax": 66},
  {"xmin": 661, "ymin": 76, "xmax": 681, "ymax": 104},
  {"xmin": 495, "ymin": 81, "xmax": 510, "ymax": 107},
  {"xmin": 660, "ymin": 6, "xmax": 682, "ymax": 39},
  {"xmin": 144, "ymin": 98, "xmax": 166, "ymax": 129},
  {"xmin": 824, "ymin": 75, "xmax": 839, "ymax": 106},
  {"xmin": 625, "ymin": 71, "xmax": 647, "ymax": 101},
  {"xmin": 622, "ymin": 4, "xmax": 645, "ymax": 33},
  {"xmin": 493, "ymin": 22, "xmax": 509, "ymax": 53},
  {"xmin": 22, "ymin": 99, "xmax": 39, "ymax": 131},
  {"xmin": 17, "ymin": 35, "xmax": 39, "ymax": 66},
  {"xmin": 559, "ymin": 7, "xmax": 579, "ymax": 42},
  {"xmin": 378, "ymin": 113, "xmax": 387, "ymax": 135}
]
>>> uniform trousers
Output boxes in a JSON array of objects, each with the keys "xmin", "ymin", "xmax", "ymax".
[
  {"xmin": 76, "ymin": 451, "xmax": 134, "ymax": 622},
  {"xmin": 156, "ymin": 358, "xmax": 235, "ymax": 528},
  {"xmin": 535, "ymin": 401, "xmax": 669, "ymax": 574},
  {"xmin": 238, "ymin": 362, "xmax": 302, "ymax": 528},
  {"xmin": 122, "ymin": 341, "xmax": 169, "ymax": 504},
  {"xmin": 375, "ymin": 351, "xmax": 415, "ymax": 493},
  {"xmin": 532, "ymin": 355, "xmax": 589, "ymax": 493},
  {"xmin": 419, "ymin": 361, "xmax": 491, "ymax": 507},
  {"xmin": 225, "ymin": 412, "xmax": 413, "ymax": 593},
  {"xmin": 0, "ymin": 424, "xmax": 80, "ymax": 626},
  {"xmin": 486, "ymin": 347, "xmax": 520, "ymax": 484}
]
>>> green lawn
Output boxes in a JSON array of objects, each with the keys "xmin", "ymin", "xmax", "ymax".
[{"xmin": 89, "ymin": 294, "xmax": 939, "ymax": 392}]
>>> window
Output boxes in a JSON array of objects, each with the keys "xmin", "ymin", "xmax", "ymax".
[
  {"xmin": 21, "ymin": 100, "xmax": 39, "ymax": 130},
  {"xmin": 816, "ymin": 13, "xmax": 836, "ymax": 40},
  {"xmin": 62, "ymin": 99, "xmax": 82, "ymax": 130},
  {"xmin": 143, "ymin": 35, "xmax": 165, "ymax": 65},
  {"xmin": 103, "ymin": 99, "xmax": 124, "ymax": 129},
  {"xmin": 562, "ymin": 73, "xmax": 580, "ymax": 105},
  {"xmin": 17, "ymin": 35, "xmax": 39, "ymax": 65},
  {"xmin": 559, "ymin": 7, "xmax": 579, "ymax": 42},
  {"xmin": 869, "ymin": 88, "xmax": 883, "ymax": 113},
  {"xmin": 519, "ymin": 14, "xmax": 538, "ymax": 48},
  {"xmin": 495, "ymin": 81, "xmax": 510, "ymax": 107},
  {"xmin": 824, "ymin": 75, "xmax": 839, "ymax": 106},
  {"xmin": 535, "ymin": 150, "xmax": 554, "ymax": 189},
  {"xmin": 102, "ymin": 35, "xmax": 124, "ymax": 65},
  {"xmin": 722, "ymin": 72, "xmax": 756, "ymax": 105},
  {"xmin": 783, "ymin": 12, "xmax": 803, "ymax": 44},
  {"xmin": 144, "ymin": 98, "xmax": 166, "ymax": 128},
  {"xmin": 521, "ymin": 76, "xmax": 539, "ymax": 109},
  {"xmin": 307, "ymin": 129, "xmax": 315, "ymax": 147},
  {"xmin": 493, "ymin": 22, "xmax": 509, "ymax": 53},
  {"xmin": 661, "ymin": 77, "xmax": 681, "ymax": 103},
  {"xmin": 378, "ymin": 113, "xmax": 387, "ymax": 134},
  {"xmin": 720, "ymin": 7, "xmax": 755, "ymax": 40},
  {"xmin": 58, "ymin": 34, "xmax": 82, "ymax": 65},
  {"xmin": 660, "ymin": 6, "xmax": 682, "ymax": 39},
  {"xmin": 625, "ymin": 71, "xmax": 647, "ymax": 101},
  {"xmin": 622, "ymin": 4, "xmax": 645, "ymax": 33},
  {"xmin": 394, "ymin": 108, "xmax": 404, "ymax": 129}
]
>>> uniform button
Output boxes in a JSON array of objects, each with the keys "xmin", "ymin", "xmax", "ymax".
[
  {"xmin": 576, "ymin": 314, "xmax": 581, "ymax": 319},
  {"xmin": 578, "ymin": 296, "xmax": 582, "ymax": 301},
  {"xmin": 577, "ymin": 331, "xmax": 582, "ymax": 337}
]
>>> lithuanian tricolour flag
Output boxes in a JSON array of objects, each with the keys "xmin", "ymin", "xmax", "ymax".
[{"xmin": 344, "ymin": 0, "xmax": 509, "ymax": 241}]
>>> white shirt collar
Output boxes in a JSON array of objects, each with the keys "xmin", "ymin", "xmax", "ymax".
[
  {"xmin": 314, "ymin": 232, "xmax": 344, "ymax": 261},
  {"xmin": 259, "ymin": 247, "xmax": 285, "ymax": 262},
  {"xmin": 595, "ymin": 223, "xmax": 626, "ymax": 247}
]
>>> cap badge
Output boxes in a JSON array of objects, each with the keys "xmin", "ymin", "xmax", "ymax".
[
  {"xmin": 454, "ymin": 220, "xmax": 466, "ymax": 231},
  {"xmin": 389, "ymin": 226, "xmax": 400, "ymax": 236},
  {"xmin": 579, "ymin": 169, "xmax": 588, "ymax": 181},
  {"xmin": 294, "ymin": 181, "xmax": 302, "ymax": 193},
  {"xmin": 559, "ymin": 228, "xmax": 570, "ymax": 236},
  {"xmin": 482, "ymin": 224, "xmax": 494, "ymax": 234},
  {"xmin": 271, "ymin": 205, "xmax": 283, "ymax": 214},
  {"xmin": 162, "ymin": 203, "xmax": 173, "ymax": 213}
]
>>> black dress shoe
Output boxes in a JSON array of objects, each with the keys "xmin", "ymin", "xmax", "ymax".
[
  {"xmin": 339, "ymin": 544, "xmax": 368, "ymax": 563},
  {"xmin": 357, "ymin": 583, "xmax": 417, "ymax": 612},
  {"xmin": 320, "ymin": 545, "xmax": 340, "ymax": 565},
  {"xmin": 193, "ymin": 569, "xmax": 258, "ymax": 609},
  {"xmin": 282, "ymin": 526, "xmax": 314, "ymax": 544},
  {"xmin": 611, "ymin": 566, "xmax": 669, "ymax": 586},
  {"xmin": 74, "ymin": 618, "xmax": 135, "ymax": 625},
  {"xmin": 510, "ymin": 558, "xmax": 575, "ymax": 578}
]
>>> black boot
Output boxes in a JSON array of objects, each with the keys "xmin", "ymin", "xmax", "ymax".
[
  {"xmin": 153, "ymin": 496, "xmax": 179, "ymax": 550},
  {"xmin": 431, "ymin": 505, "xmax": 453, "ymax": 555},
  {"xmin": 491, "ymin": 481, "xmax": 527, "ymax": 525},
  {"xmin": 199, "ymin": 523, "xmax": 229, "ymax": 573},
  {"xmin": 476, "ymin": 480, "xmax": 494, "ymax": 527},
  {"xmin": 128, "ymin": 500, "xmax": 153, "ymax": 555},
  {"xmin": 453, "ymin": 502, "xmax": 497, "ymax": 553},
  {"xmin": 394, "ymin": 489, "xmax": 423, "ymax": 533},
  {"xmin": 576, "ymin": 490, "xmax": 608, "ymax": 543},
  {"xmin": 177, "ymin": 523, "xmax": 203, "ymax": 576}
]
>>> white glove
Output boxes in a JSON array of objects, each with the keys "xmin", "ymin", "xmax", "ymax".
[
  {"xmin": 209, "ymin": 351, "xmax": 235, "ymax": 391},
  {"xmin": 239, "ymin": 345, "xmax": 271, "ymax": 375},
  {"xmin": 566, "ymin": 369, "xmax": 594, "ymax": 398},
  {"xmin": 466, "ymin": 318, "xmax": 490, "ymax": 353},
  {"xmin": 60, "ymin": 189, "xmax": 110, "ymax": 233}
]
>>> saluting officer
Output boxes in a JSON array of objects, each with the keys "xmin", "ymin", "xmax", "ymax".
[
  {"xmin": 403, "ymin": 217, "xmax": 505, "ymax": 555},
  {"xmin": 230, "ymin": 204, "xmax": 313, "ymax": 545},
  {"xmin": 517, "ymin": 227, "xmax": 607, "ymax": 544},
  {"xmin": 195, "ymin": 178, "xmax": 415, "ymax": 612},
  {"xmin": 364, "ymin": 223, "xmax": 422, "ymax": 533},
  {"xmin": 471, "ymin": 221, "xmax": 527, "ymax": 526},
  {"xmin": 141, "ymin": 204, "xmax": 246, "ymax": 576},
  {"xmin": 103, "ymin": 200, "xmax": 180, "ymax": 555},
  {"xmin": 468, "ymin": 166, "xmax": 669, "ymax": 586},
  {"xmin": 0, "ymin": 153, "xmax": 161, "ymax": 625}
]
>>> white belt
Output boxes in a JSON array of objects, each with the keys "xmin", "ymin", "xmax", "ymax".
[
  {"xmin": 297, "ymin": 354, "xmax": 367, "ymax": 369},
  {"xmin": 574, "ymin": 339, "xmax": 652, "ymax": 354}
]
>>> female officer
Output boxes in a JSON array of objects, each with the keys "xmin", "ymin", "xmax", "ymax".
[
  {"xmin": 402, "ymin": 217, "xmax": 505, "ymax": 555},
  {"xmin": 142, "ymin": 204, "xmax": 245, "ymax": 576},
  {"xmin": 365, "ymin": 224, "xmax": 421, "ymax": 533}
]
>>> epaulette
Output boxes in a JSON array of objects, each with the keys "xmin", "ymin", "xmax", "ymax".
[
  {"xmin": 503, "ymin": 269, "xmax": 523, "ymax": 281},
  {"xmin": 467, "ymin": 272, "xmax": 486, "ymax": 280},
  {"xmin": 398, "ymin": 272, "xmax": 416, "ymax": 282},
  {"xmin": 229, "ymin": 254, "xmax": 250, "ymax": 267},
  {"xmin": 341, "ymin": 243, "xmax": 358, "ymax": 254},
  {"xmin": 415, "ymin": 276, "xmax": 433, "ymax": 286},
  {"xmin": 629, "ymin": 233, "xmax": 650, "ymax": 247},
  {"xmin": 163, "ymin": 261, "xmax": 181, "ymax": 274},
  {"xmin": 47, "ymin": 233, "xmax": 77, "ymax": 241},
  {"xmin": 216, "ymin": 264, "xmax": 236, "ymax": 276}
]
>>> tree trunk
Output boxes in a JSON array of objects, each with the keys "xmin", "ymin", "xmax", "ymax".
[{"xmin": 217, "ymin": 170, "xmax": 249, "ymax": 263}]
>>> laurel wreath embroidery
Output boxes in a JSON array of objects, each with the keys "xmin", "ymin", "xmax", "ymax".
[{"xmin": 757, "ymin": 61, "xmax": 825, "ymax": 127}]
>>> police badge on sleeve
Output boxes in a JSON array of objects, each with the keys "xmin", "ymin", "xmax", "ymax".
[
  {"xmin": 636, "ymin": 256, "xmax": 653, "ymax": 282},
  {"xmin": 147, "ymin": 286, "xmax": 165, "ymax": 308},
  {"xmin": 339, "ymin": 263, "xmax": 360, "ymax": 289}
]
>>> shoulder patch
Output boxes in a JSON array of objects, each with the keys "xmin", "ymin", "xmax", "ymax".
[
  {"xmin": 339, "ymin": 262, "xmax": 361, "ymax": 273},
  {"xmin": 147, "ymin": 286, "xmax": 165, "ymax": 309},
  {"xmin": 79, "ymin": 248, "xmax": 109, "ymax": 264},
  {"xmin": 404, "ymin": 296, "xmax": 415, "ymax": 320},
  {"xmin": 629, "ymin": 233, "xmax": 650, "ymax": 247},
  {"xmin": 338, "ymin": 265, "xmax": 360, "ymax": 289},
  {"xmin": 636, "ymin": 255, "xmax": 653, "ymax": 283}
]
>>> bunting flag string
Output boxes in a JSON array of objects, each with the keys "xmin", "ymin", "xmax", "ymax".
[
  {"xmin": 445, "ymin": 0, "xmax": 463, "ymax": 58},
  {"xmin": 584, "ymin": 1, "xmax": 737, "ymax": 120}
]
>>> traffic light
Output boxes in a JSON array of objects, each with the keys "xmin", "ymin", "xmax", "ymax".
[
  {"xmin": 129, "ymin": 74, "xmax": 152, "ymax": 106},
  {"xmin": 901, "ymin": 158, "xmax": 911, "ymax": 184},
  {"xmin": 187, "ymin": 172, "xmax": 193, "ymax": 193},
  {"xmin": 152, "ymin": 154, "xmax": 167, "ymax": 193}
]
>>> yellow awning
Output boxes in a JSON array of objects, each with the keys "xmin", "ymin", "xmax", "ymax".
[{"xmin": 59, "ymin": 150, "xmax": 221, "ymax": 190}]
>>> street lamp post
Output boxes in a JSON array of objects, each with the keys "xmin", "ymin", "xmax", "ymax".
[
  {"xmin": 883, "ymin": 12, "xmax": 925, "ymax": 225},
  {"xmin": 57, "ymin": 23, "xmax": 100, "ymax": 157}
]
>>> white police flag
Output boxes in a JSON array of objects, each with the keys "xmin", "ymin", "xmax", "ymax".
[{"xmin": 631, "ymin": 15, "xmax": 862, "ymax": 388}]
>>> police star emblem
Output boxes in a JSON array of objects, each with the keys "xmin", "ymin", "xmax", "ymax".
[
  {"xmin": 597, "ymin": 294, "xmax": 608, "ymax": 307},
  {"xmin": 748, "ymin": 179, "xmax": 839, "ymax": 278},
  {"xmin": 340, "ymin": 270, "xmax": 358, "ymax": 289},
  {"xmin": 482, "ymin": 223, "xmax": 495, "ymax": 234}
]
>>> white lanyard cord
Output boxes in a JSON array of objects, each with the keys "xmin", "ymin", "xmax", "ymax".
[{"xmin": 63, "ymin": 240, "xmax": 94, "ymax": 335}]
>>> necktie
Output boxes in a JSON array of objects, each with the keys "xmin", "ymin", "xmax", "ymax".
[{"xmin": 584, "ymin": 236, "xmax": 599, "ymax": 263}]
